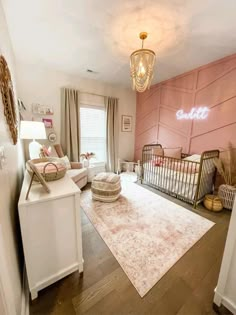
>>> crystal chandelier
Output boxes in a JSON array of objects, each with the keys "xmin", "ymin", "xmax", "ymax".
[{"xmin": 130, "ymin": 32, "xmax": 156, "ymax": 93}]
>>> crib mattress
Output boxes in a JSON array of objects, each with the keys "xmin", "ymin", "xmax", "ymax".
[
  {"xmin": 143, "ymin": 164, "xmax": 214, "ymax": 201},
  {"xmin": 143, "ymin": 163, "xmax": 200, "ymax": 185}
]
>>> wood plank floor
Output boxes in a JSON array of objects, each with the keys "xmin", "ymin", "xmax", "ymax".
[{"xmin": 30, "ymin": 184, "xmax": 232, "ymax": 315}]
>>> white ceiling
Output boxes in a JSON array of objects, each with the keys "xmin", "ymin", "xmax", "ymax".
[{"xmin": 2, "ymin": 0, "xmax": 236, "ymax": 88}]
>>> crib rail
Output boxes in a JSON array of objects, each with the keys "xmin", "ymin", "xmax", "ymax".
[
  {"xmin": 195, "ymin": 150, "xmax": 220, "ymax": 206},
  {"xmin": 141, "ymin": 144, "xmax": 219, "ymax": 208}
]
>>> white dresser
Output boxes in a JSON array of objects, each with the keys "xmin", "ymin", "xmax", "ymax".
[{"xmin": 18, "ymin": 172, "xmax": 84, "ymax": 300}]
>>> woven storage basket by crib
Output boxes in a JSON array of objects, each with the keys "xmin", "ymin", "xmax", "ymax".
[
  {"xmin": 218, "ymin": 184, "xmax": 236, "ymax": 210},
  {"xmin": 27, "ymin": 158, "xmax": 66, "ymax": 182},
  {"xmin": 203, "ymin": 194, "xmax": 223, "ymax": 212}
]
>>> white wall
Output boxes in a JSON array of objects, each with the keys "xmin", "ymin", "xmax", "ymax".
[
  {"xmin": 0, "ymin": 1, "xmax": 24, "ymax": 314},
  {"xmin": 225, "ymin": 242, "xmax": 236, "ymax": 305},
  {"xmin": 214, "ymin": 199, "xmax": 236, "ymax": 313},
  {"xmin": 16, "ymin": 62, "xmax": 136, "ymax": 161},
  {"xmin": 0, "ymin": 291, "xmax": 6, "ymax": 315}
]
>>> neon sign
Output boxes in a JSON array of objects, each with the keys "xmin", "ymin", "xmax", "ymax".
[{"xmin": 176, "ymin": 107, "xmax": 209, "ymax": 120}]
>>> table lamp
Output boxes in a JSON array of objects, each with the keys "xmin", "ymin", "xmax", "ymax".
[{"xmin": 20, "ymin": 121, "xmax": 46, "ymax": 159}]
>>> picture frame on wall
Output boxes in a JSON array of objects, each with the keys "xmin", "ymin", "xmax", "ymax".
[
  {"xmin": 48, "ymin": 132, "xmax": 57, "ymax": 143},
  {"xmin": 42, "ymin": 118, "xmax": 53, "ymax": 128},
  {"xmin": 121, "ymin": 115, "xmax": 132, "ymax": 132},
  {"xmin": 32, "ymin": 103, "xmax": 54, "ymax": 115}
]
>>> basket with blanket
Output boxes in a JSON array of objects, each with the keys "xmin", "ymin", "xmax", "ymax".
[{"xmin": 26, "ymin": 158, "xmax": 67, "ymax": 182}]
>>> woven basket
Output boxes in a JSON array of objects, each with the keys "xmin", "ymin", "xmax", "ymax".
[
  {"xmin": 27, "ymin": 158, "xmax": 66, "ymax": 182},
  {"xmin": 203, "ymin": 194, "xmax": 223, "ymax": 212},
  {"xmin": 218, "ymin": 184, "xmax": 236, "ymax": 210}
]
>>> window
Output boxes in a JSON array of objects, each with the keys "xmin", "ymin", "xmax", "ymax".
[{"xmin": 80, "ymin": 106, "xmax": 106, "ymax": 162}]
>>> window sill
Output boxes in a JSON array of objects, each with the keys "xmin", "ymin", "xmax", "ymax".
[{"xmin": 90, "ymin": 161, "xmax": 106, "ymax": 167}]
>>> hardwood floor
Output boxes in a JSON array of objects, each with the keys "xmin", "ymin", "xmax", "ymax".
[{"xmin": 30, "ymin": 184, "xmax": 232, "ymax": 315}]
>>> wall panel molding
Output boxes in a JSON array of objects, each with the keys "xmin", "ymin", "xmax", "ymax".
[{"xmin": 135, "ymin": 53, "xmax": 236, "ymax": 160}]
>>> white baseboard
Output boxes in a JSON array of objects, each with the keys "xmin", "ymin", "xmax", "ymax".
[
  {"xmin": 221, "ymin": 296, "xmax": 236, "ymax": 314},
  {"xmin": 214, "ymin": 291, "xmax": 236, "ymax": 314},
  {"xmin": 21, "ymin": 265, "xmax": 29, "ymax": 315}
]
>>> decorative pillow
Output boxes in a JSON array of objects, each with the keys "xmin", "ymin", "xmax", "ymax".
[
  {"xmin": 60, "ymin": 155, "xmax": 71, "ymax": 170},
  {"xmin": 163, "ymin": 147, "xmax": 182, "ymax": 159},
  {"xmin": 152, "ymin": 147, "xmax": 164, "ymax": 157},
  {"xmin": 183, "ymin": 154, "xmax": 201, "ymax": 163}
]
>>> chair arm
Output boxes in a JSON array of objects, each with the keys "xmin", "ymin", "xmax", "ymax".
[{"xmin": 70, "ymin": 162, "xmax": 83, "ymax": 169}]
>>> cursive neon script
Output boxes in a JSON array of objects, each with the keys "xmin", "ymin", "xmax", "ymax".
[{"xmin": 176, "ymin": 107, "xmax": 209, "ymax": 120}]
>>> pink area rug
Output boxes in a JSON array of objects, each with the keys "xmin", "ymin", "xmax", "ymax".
[{"xmin": 80, "ymin": 182, "xmax": 214, "ymax": 297}]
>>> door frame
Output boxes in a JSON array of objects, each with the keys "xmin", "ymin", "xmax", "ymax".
[{"xmin": 0, "ymin": 224, "xmax": 16, "ymax": 315}]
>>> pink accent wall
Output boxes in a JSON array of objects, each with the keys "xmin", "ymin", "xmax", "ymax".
[{"xmin": 135, "ymin": 53, "xmax": 236, "ymax": 160}]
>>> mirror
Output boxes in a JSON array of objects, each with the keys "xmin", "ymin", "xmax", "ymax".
[{"xmin": 0, "ymin": 55, "xmax": 18, "ymax": 144}]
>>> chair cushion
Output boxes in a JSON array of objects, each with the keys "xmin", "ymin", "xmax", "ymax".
[{"xmin": 67, "ymin": 168, "xmax": 87, "ymax": 182}]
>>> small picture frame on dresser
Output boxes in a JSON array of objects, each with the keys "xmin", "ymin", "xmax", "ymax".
[{"xmin": 121, "ymin": 115, "xmax": 132, "ymax": 132}]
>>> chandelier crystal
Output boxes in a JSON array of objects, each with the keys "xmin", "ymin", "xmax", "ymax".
[{"xmin": 130, "ymin": 32, "xmax": 156, "ymax": 93}]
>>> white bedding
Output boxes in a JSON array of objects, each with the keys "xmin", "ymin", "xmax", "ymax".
[
  {"xmin": 143, "ymin": 163, "xmax": 200, "ymax": 184},
  {"xmin": 143, "ymin": 163, "xmax": 215, "ymax": 201}
]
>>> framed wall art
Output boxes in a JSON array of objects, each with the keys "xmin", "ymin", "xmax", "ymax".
[
  {"xmin": 32, "ymin": 103, "xmax": 54, "ymax": 115},
  {"xmin": 48, "ymin": 132, "xmax": 57, "ymax": 143},
  {"xmin": 42, "ymin": 118, "xmax": 53, "ymax": 128},
  {"xmin": 121, "ymin": 115, "xmax": 132, "ymax": 132}
]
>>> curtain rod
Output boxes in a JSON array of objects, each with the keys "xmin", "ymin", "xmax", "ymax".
[{"xmin": 80, "ymin": 91, "xmax": 119, "ymax": 100}]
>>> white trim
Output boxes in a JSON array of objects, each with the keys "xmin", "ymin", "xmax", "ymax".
[
  {"xmin": 21, "ymin": 265, "xmax": 29, "ymax": 315},
  {"xmin": 214, "ymin": 291, "xmax": 236, "ymax": 314},
  {"xmin": 214, "ymin": 199, "xmax": 236, "ymax": 311},
  {"xmin": 221, "ymin": 297, "xmax": 236, "ymax": 314},
  {"xmin": 213, "ymin": 289, "xmax": 222, "ymax": 306},
  {"xmin": 90, "ymin": 161, "xmax": 106, "ymax": 166},
  {"xmin": 0, "ymin": 225, "xmax": 16, "ymax": 315}
]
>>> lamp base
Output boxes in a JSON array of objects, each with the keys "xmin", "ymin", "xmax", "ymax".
[{"xmin": 29, "ymin": 140, "xmax": 42, "ymax": 159}]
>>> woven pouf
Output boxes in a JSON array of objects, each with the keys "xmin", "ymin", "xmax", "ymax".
[{"xmin": 91, "ymin": 172, "xmax": 121, "ymax": 202}]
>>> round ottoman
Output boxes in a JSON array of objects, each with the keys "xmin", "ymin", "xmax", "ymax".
[{"xmin": 91, "ymin": 172, "xmax": 121, "ymax": 202}]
